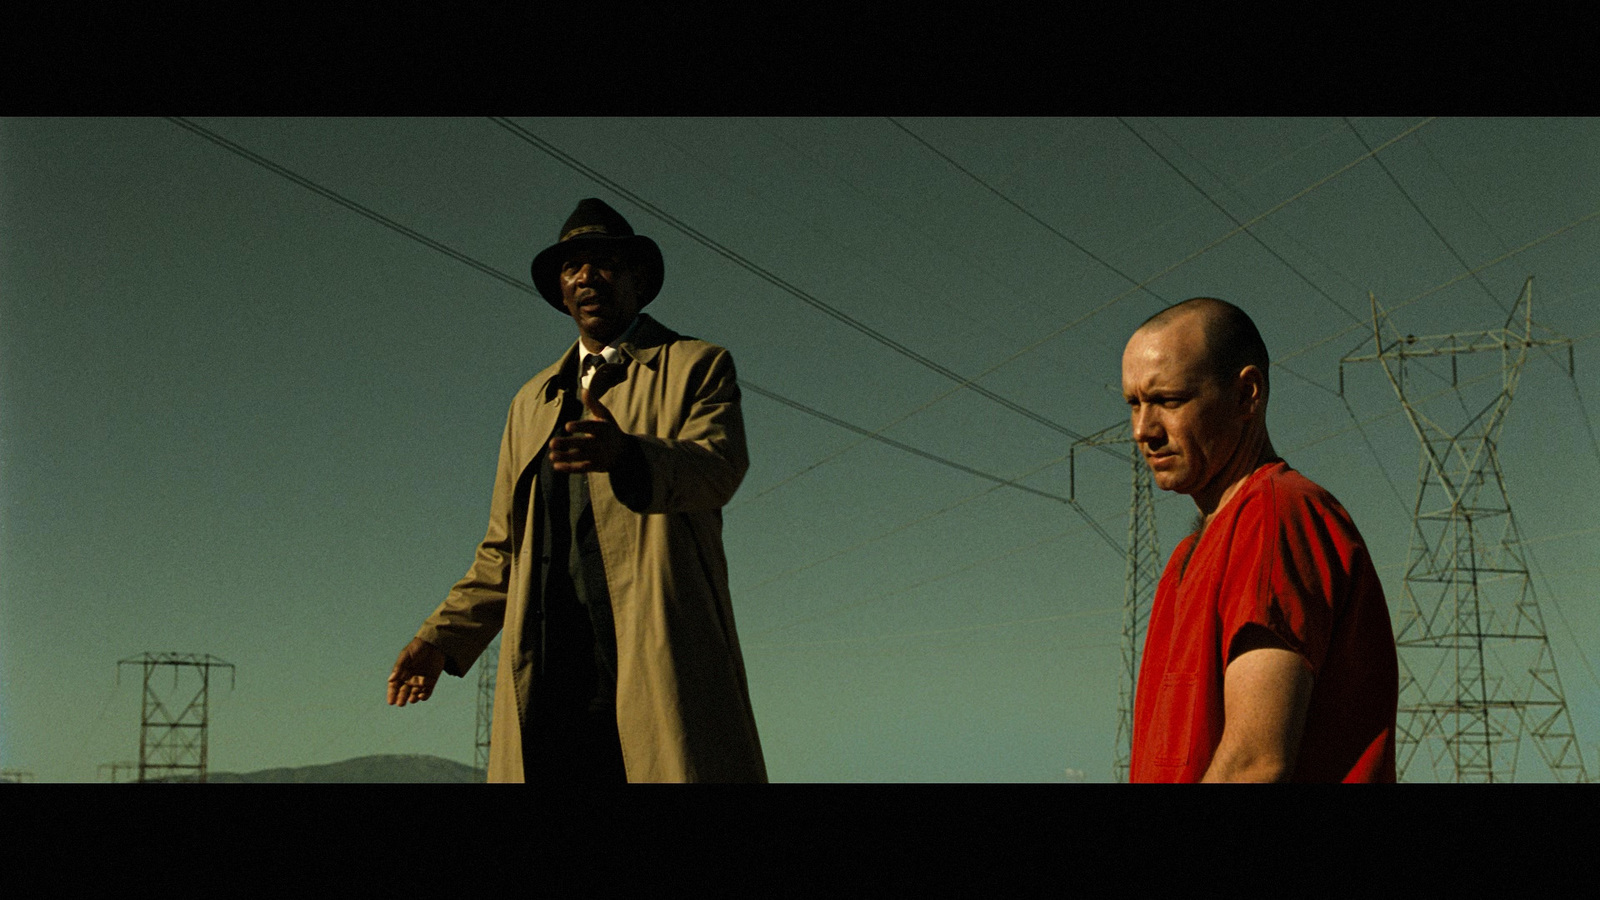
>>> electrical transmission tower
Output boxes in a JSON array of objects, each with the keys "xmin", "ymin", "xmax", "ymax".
[
  {"xmin": 474, "ymin": 638, "xmax": 499, "ymax": 779},
  {"xmin": 1071, "ymin": 422, "xmax": 1160, "ymax": 783},
  {"xmin": 1341, "ymin": 278, "xmax": 1588, "ymax": 782},
  {"xmin": 116, "ymin": 653, "xmax": 235, "ymax": 783},
  {"xmin": 98, "ymin": 761, "xmax": 138, "ymax": 783}
]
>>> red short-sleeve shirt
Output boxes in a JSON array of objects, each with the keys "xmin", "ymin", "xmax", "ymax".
[{"xmin": 1129, "ymin": 461, "xmax": 1397, "ymax": 782}]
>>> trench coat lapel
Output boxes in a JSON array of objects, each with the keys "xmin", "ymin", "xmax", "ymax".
[{"xmin": 511, "ymin": 343, "xmax": 581, "ymax": 492}]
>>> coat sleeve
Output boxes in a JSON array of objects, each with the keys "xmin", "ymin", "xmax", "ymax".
[
  {"xmin": 414, "ymin": 404, "xmax": 518, "ymax": 677},
  {"xmin": 619, "ymin": 346, "xmax": 749, "ymax": 515}
]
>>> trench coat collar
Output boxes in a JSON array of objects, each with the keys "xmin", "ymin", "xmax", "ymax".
[
  {"xmin": 614, "ymin": 312, "xmax": 671, "ymax": 368},
  {"xmin": 537, "ymin": 313, "xmax": 672, "ymax": 403}
]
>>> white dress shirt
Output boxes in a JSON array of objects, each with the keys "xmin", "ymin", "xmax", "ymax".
[{"xmin": 578, "ymin": 316, "xmax": 639, "ymax": 391}]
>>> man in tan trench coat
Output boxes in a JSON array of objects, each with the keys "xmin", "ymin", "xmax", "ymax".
[{"xmin": 387, "ymin": 198, "xmax": 766, "ymax": 783}]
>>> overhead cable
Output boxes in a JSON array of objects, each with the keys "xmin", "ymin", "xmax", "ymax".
[
  {"xmin": 885, "ymin": 117, "xmax": 1170, "ymax": 307},
  {"xmin": 722, "ymin": 116, "xmax": 1448, "ymax": 520},
  {"xmin": 1117, "ymin": 117, "xmax": 1365, "ymax": 325},
  {"xmin": 1272, "ymin": 205, "xmax": 1600, "ymax": 368},
  {"xmin": 488, "ymin": 116, "xmax": 1100, "ymax": 445},
  {"xmin": 1118, "ymin": 116, "xmax": 1412, "ymax": 512},
  {"xmin": 166, "ymin": 116, "xmax": 1121, "ymax": 547},
  {"xmin": 876, "ymin": 117, "xmax": 1442, "ymax": 418},
  {"xmin": 743, "ymin": 382, "xmax": 1123, "ymax": 555},
  {"xmin": 1343, "ymin": 117, "xmax": 1508, "ymax": 316},
  {"xmin": 790, "ymin": 116, "xmax": 1443, "ymax": 496},
  {"xmin": 167, "ymin": 117, "xmax": 538, "ymax": 299}
]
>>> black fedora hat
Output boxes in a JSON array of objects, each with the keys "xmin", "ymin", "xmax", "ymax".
[{"xmin": 530, "ymin": 198, "xmax": 664, "ymax": 313}]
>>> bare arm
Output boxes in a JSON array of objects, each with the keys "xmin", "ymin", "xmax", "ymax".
[{"xmin": 1202, "ymin": 629, "xmax": 1314, "ymax": 782}]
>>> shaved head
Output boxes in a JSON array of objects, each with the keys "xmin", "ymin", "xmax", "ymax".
[
  {"xmin": 1123, "ymin": 296, "xmax": 1278, "ymax": 517},
  {"xmin": 1137, "ymin": 298, "xmax": 1270, "ymax": 401}
]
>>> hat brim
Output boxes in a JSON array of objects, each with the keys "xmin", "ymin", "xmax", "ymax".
[{"xmin": 531, "ymin": 234, "xmax": 664, "ymax": 313}]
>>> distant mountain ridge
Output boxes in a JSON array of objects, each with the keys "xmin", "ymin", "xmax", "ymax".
[{"xmin": 161, "ymin": 754, "xmax": 483, "ymax": 783}]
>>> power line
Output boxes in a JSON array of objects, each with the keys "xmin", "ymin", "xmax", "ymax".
[
  {"xmin": 744, "ymin": 118, "xmax": 1110, "ymax": 335},
  {"xmin": 167, "ymin": 116, "xmax": 1127, "ymax": 551},
  {"xmin": 1273, "ymin": 203, "xmax": 1600, "ymax": 369},
  {"xmin": 169, "ymin": 114, "xmax": 1535, "ymax": 497},
  {"xmin": 867, "ymin": 117, "xmax": 1442, "ymax": 422},
  {"xmin": 885, "ymin": 117, "xmax": 1170, "ymax": 308},
  {"xmin": 741, "ymin": 383, "xmax": 1123, "ymax": 554},
  {"xmin": 492, "ymin": 115, "xmax": 1441, "ymax": 509},
  {"xmin": 1125, "ymin": 116, "xmax": 1477, "ymax": 429},
  {"xmin": 1413, "ymin": 129, "xmax": 1517, "ymax": 260},
  {"xmin": 861, "ymin": 118, "xmax": 1429, "ymax": 458},
  {"xmin": 743, "ymin": 384, "xmax": 1066, "ymax": 507},
  {"xmin": 1117, "ymin": 116, "xmax": 1365, "ymax": 325},
  {"xmin": 1343, "ymin": 281, "xmax": 1589, "ymax": 782},
  {"xmin": 734, "ymin": 419, "xmax": 1125, "ymax": 599},
  {"xmin": 170, "ymin": 115, "xmax": 1583, "ymax": 648},
  {"xmin": 739, "ymin": 474, "xmax": 1046, "ymax": 595},
  {"xmin": 726, "ymin": 114, "xmax": 1435, "ymax": 507},
  {"xmin": 1143, "ymin": 117, "xmax": 1377, "ymax": 301},
  {"xmin": 488, "ymin": 116, "xmax": 1099, "ymax": 445},
  {"xmin": 166, "ymin": 118, "xmax": 539, "ymax": 299},
  {"xmin": 749, "ymin": 519, "xmax": 1095, "ymax": 639},
  {"xmin": 168, "ymin": 115, "xmax": 1528, "ymax": 538},
  {"xmin": 487, "ymin": 115, "xmax": 1152, "ymax": 559},
  {"xmin": 1343, "ymin": 116, "xmax": 1508, "ymax": 316},
  {"xmin": 1116, "ymin": 117, "xmax": 1411, "ymax": 514},
  {"xmin": 1342, "ymin": 116, "xmax": 1502, "ymax": 425}
]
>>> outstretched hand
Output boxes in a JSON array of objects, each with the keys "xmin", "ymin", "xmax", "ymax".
[
  {"xmin": 388, "ymin": 637, "xmax": 446, "ymax": 706},
  {"xmin": 550, "ymin": 386, "xmax": 629, "ymax": 473}
]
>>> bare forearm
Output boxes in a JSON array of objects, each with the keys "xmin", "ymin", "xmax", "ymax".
[
  {"xmin": 1201, "ymin": 746, "xmax": 1295, "ymax": 782},
  {"xmin": 1205, "ymin": 642, "xmax": 1313, "ymax": 783}
]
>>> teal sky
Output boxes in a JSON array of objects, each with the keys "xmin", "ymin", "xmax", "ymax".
[{"xmin": 3, "ymin": 117, "xmax": 1596, "ymax": 782}]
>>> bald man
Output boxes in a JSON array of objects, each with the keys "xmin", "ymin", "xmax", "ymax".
[{"xmin": 1122, "ymin": 297, "xmax": 1397, "ymax": 782}]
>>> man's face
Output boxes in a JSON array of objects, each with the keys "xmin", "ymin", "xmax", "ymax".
[
  {"xmin": 1121, "ymin": 319, "xmax": 1247, "ymax": 498},
  {"xmin": 559, "ymin": 246, "xmax": 642, "ymax": 348}
]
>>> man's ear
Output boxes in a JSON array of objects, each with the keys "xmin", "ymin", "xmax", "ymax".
[{"xmin": 1237, "ymin": 365, "xmax": 1267, "ymax": 414}]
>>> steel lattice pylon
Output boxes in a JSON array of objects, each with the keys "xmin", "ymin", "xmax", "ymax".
[
  {"xmin": 98, "ymin": 761, "xmax": 138, "ymax": 783},
  {"xmin": 474, "ymin": 638, "xmax": 499, "ymax": 779},
  {"xmin": 1341, "ymin": 278, "xmax": 1588, "ymax": 782},
  {"xmin": 1071, "ymin": 422, "xmax": 1159, "ymax": 783},
  {"xmin": 116, "ymin": 652, "xmax": 235, "ymax": 783}
]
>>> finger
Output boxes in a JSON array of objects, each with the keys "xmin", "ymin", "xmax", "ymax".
[
  {"xmin": 388, "ymin": 664, "xmax": 409, "ymax": 704},
  {"xmin": 553, "ymin": 426, "xmax": 606, "ymax": 445},
  {"xmin": 549, "ymin": 439, "xmax": 595, "ymax": 465},
  {"xmin": 562, "ymin": 421, "xmax": 613, "ymax": 441}
]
